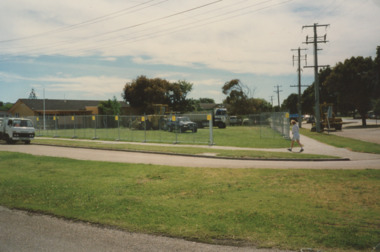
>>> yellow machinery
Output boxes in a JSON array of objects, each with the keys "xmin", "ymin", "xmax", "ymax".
[
  {"xmin": 132, "ymin": 104, "xmax": 170, "ymax": 130},
  {"xmin": 312, "ymin": 102, "xmax": 342, "ymax": 132}
]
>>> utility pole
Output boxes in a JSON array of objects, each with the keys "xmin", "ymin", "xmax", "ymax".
[
  {"xmin": 302, "ymin": 23, "xmax": 329, "ymax": 133},
  {"xmin": 291, "ymin": 47, "xmax": 308, "ymax": 128},
  {"xmin": 43, "ymin": 87, "xmax": 46, "ymax": 131},
  {"xmin": 269, "ymin": 96, "xmax": 274, "ymax": 107},
  {"xmin": 274, "ymin": 85, "xmax": 283, "ymax": 109},
  {"xmin": 269, "ymin": 96, "xmax": 274, "ymax": 111}
]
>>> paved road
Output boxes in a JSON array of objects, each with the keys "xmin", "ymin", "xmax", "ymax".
[
  {"xmin": 0, "ymin": 206, "xmax": 292, "ymax": 252},
  {"xmin": 302, "ymin": 118, "xmax": 380, "ymax": 144},
  {"xmin": 329, "ymin": 119, "xmax": 380, "ymax": 144}
]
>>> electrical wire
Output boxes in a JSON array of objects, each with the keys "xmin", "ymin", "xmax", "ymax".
[
  {"xmin": 0, "ymin": 0, "xmax": 166, "ymax": 43},
  {"xmin": 0, "ymin": 0, "xmax": 295, "ymax": 58}
]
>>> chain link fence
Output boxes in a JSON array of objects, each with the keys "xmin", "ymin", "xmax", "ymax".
[
  {"xmin": 28, "ymin": 112, "xmax": 289, "ymax": 145},
  {"xmin": 28, "ymin": 114, "xmax": 212, "ymax": 145},
  {"xmin": 228, "ymin": 112, "xmax": 290, "ymax": 139}
]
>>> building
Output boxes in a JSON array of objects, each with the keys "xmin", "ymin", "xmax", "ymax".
[{"xmin": 8, "ymin": 99, "xmax": 129, "ymax": 117}]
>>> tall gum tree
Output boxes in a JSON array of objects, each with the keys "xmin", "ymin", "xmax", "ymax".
[{"xmin": 324, "ymin": 56, "xmax": 375, "ymax": 126}]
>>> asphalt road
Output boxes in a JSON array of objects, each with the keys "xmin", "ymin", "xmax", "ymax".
[{"xmin": 1, "ymin": 206, "xmax": 292, "ymax": 252}]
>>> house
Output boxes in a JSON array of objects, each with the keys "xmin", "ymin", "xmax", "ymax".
[
  {"xmin": 8, "ymin": 99, "xmax": 129, "ymax": 117},
  {"xmin": 0, "ymin": 111, "xmax": 11, "ymax": 118}
]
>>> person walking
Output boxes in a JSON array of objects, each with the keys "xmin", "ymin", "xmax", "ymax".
[{"xmin": 288, "ymin": 120, "xmax": 304, "ymax": 152}]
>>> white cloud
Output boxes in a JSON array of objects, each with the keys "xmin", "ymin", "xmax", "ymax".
[
  {"xmin": 2, "ymin": 0, "xmax": 379, "ymax": 70},
  {"xmin": 0, "ymin": 72, "xmax": 126, "ymax": 100},
  {"xmin": 1, "ymin": 0, "xmax": 379, "ymax": 103},
  {"xmin": 44, "ymin": 75, "xmax": 125, "ymax": 98}
]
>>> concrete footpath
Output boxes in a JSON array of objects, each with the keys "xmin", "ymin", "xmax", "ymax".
[{"xmin": 1, "ymin": 134, "xmax": 380, "ymax": 169}]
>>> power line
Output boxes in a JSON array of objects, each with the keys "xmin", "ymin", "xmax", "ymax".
[
  {"xmin": 0, "ymin": 0, "xmax": 295, "ymax": 57},
  {"xmin": 0, "ymin": 0, "xmax": 166, "ymax": 44},
  {"xmin": 70, "ymin": 0, "xmax": 294, "ymax": 55},
  {"xmin": 83, "ymin": 0, "xmax": 224, "ymax": 41},
  {"xmin": 0, "ymin": 0, "xmax": 223, "ymax": 56}
]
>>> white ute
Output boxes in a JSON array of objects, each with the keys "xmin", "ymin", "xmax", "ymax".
[{"xmin": 0, "ymin": 118, "xmax": 35, "ymax": 144}]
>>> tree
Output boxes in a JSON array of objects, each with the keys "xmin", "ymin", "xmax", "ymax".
[
  {"xmin": 300, "ymin": 67, "xmax": 334, "ymax": 116},
  {"xmin": 301, "ymin": 84, "xmax": 315, "ymax": 115},
  {"xmin": 221, "ymin": 79, "xmax": 271, "ymax": 115},
  {"xmin": 373, "ymin": 46, "xmax": 380, "ymax": 99},
  {"xmin": 122, "ymin": 76, "xmax": 193, "ymax": 114},
  {"xmin": 324, "ymin": 56, "xmax": 376, "ymax": 126},
  {"xmin": 98, "ymin": 96, "xmax": 120, "ymax": 115},
  {"xmin": 199, "ymin": 98, "xmax": 215, "ymax": 104},
  {"xmin": 250, "ymin": 98, "xmax": 272, "ymax": 113},
  {"xmin": 168, "ymin": 80, "xmax": 193, "ymax": 112},
  {"xmin": 282, "ymin": 93, "xmax": 298, "ymax": 114},
  {"xmin": 222, "ymin": 79, "xmax": 255, "ymax": 115},
  {"xmin": 373, "ymin": 99, "xmax": 380, "ymax": 117},
  {"xmin": 0, "ymin": 102, "xmax": 13, "ymax": 111}
]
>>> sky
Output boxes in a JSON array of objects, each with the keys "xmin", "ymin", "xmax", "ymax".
[{"xmin": 1, "ymin": 0, "xmax": 379, "ymax": 106}]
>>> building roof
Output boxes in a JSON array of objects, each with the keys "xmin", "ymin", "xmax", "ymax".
[{"xmin": 19, "ymin": 99, "xmax": 102, "ymax": 112}]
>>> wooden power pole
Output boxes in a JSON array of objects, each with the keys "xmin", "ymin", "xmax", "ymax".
[{"xmin": 302, "ymin": 23, "xmax": 329, "ymax": 133}]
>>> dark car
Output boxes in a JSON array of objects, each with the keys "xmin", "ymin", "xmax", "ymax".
[
  {"xmin": 306, "ymin": 115, "xmax": 315, "ymax": 124},
  {"xmin": 167, "ymin": 117, "xmax": 197, "ymax": 133}
]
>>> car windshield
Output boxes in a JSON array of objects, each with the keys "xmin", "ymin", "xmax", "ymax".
[
  {"xmin": 178, "ymin": 117, "xmax": 190, "ymax": 122},
  {"xmin": 215, "ymin": 109, "xmax": 227, "ymax": 116},
  {"xmin": 13, "ymin": 120, "xmax": 34, "ymax": 127}
]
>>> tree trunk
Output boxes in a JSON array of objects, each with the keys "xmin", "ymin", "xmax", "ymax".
[{"xmin": 361, "ymin": 116, "xmax": 367, "ymax": 127}]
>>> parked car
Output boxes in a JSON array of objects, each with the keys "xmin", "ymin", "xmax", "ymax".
[
  {"xmin": 167, "ymin": 117, "xmax": 197, "ymax": 133},
  {"xmin": 306, "ymin": 115, "xmax": 315, "ymax": 123},
  {"xmin": 229, "ymin": 116, "xmax": 242, "ymax": 126}
]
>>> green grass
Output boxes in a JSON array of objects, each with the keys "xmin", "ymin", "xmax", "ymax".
[
  {"xmin": 32, "ymin": 138, "xmax": 337, "ymax": 160},
  {"xmin": 300, "ymin": 128, "xmax": 380, "ymax": 154},
  {"xmin": 0, "ymin": 151, "xmax": 379, "ymax": 251},
  {"xmin": 36, "ymin": 126, "xmax": 290, "ymax": 148},
  {"xmin": 213, "ymin": 126, "xmax": 289, "ymax": 148}
]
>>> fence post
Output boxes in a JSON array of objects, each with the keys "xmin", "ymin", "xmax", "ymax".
[
  {"xmin": 116, "ymin": 115, "xmax": 120, "ymax": 141},
  {"xmin": 208, "ymin": 114, "xmax": 214, "ymax": 145},
  {"xmin": 36, "ymin": 117, "xmax": 41, "ymax": 136},
  {"xmin": 54, "ymin": 115, "xmax": 58, "ymax": 138},
  {"xmin": 92, "ymin": 115, "xmax": 97, "ymax": 139},
  {"xmin": 143, "ymin": 114, "xmax": 146, "ymax": 143},
  {"xmin": 72, "ymin": 115, "xmax": 77, "ymax": 138}
]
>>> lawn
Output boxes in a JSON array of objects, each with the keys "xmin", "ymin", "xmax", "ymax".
[
  {"xmin": 36, "ymin": 125, "xmax": 290, "ymax": 148},
  {"xmin": 0, "ymin": 151, "xmax": 379, "ymax": 251}
]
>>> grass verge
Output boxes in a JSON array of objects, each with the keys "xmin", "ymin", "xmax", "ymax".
[
  {"xmin": 300, "ymin": 128, "xmax": 380, "ymax": 154},
  {"xmin": 0, "ymin": 151, "xmax": 379, "ymax": 251}
]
